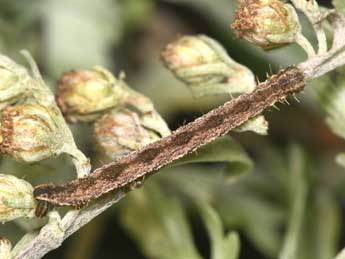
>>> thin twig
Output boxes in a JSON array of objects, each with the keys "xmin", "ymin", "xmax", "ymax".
[
  {"xmin": 290, "ymin": 0, "xmax": 328, "ymax": 54},
  {"xmin": 295, "ymin": 33, "xmax": 316, "ymax": 57}
]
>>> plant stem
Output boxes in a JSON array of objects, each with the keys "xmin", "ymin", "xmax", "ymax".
[
  {"xmin": 290, "ymin": 0, "xmax": 328, "ymax": 54},
  {"xmin": 295, "ymin": 33, "xmax": 316, "ymax": 57},
  {"xmin": 21, "ymin": 51, "xmax": 91, "ymax": 178},
  {"xmin": 335, "ymin": 248, "xmax": 345, "ymax": 259}
]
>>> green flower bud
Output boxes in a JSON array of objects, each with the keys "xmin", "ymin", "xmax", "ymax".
[
  {"xmin": 0, "ymin": 67, "xmax": 20, "ymax": 108},
  {"xmin": 231, "ymin": 0, "xmax": 301, "ymax": 49},
  {"xmin": 122, "ymin": 91, "xmax": 171, "ymax": 138},
  {"xmin": 162, "ymin": 35, "xmax": 219, "ymax": 72},
  {"xmin": 0, "ymin": 237, "xmax": 12, "ymax": 258},
  {"xmin": 94, "ymin": 108, "xmax": 161, "ymax": 162},
  {"xmin": 57, "ymin": 67, "xmax": 124, "ymax": 123},
  {"xmin": 0, "ymin": 61, "xmax": 29, "ymax": 111},
  {"xmin": 0, "ymin": 103, "xmax": 63, "ymax": 163},
  {"xmin": 161, "ymin": 35, "xmax": 256, "ymax": 97},
  {"xmin": 0, "ymin": 174, "xmax": 35, "ymax": 223},
  {"xmin": 57, "ymin": 67, "xmax": 171, "ymax": 137}
]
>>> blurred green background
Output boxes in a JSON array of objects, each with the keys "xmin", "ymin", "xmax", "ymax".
[{"xmin": 1, "ymin": 0, "xmax": 345, "ymax": 259}]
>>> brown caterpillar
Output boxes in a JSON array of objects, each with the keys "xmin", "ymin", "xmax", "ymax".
[{"xmin": 34, "ymin": 66, "xmax": 306, "ymax": 217}]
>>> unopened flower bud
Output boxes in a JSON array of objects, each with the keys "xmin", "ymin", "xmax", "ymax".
[
  {"xmin": 57, "ymin": 67, "xmax": 124, "ymax": 122},
  {"xmin": 0, "ymin": 174, "xmax": 35, "ymax": 223},
  {"xmin": 0, "ymin": 63, "xmax": 27, "ymax": 111},
  {"xmin": 162, "ymin": 35, "xmax": 219, "ymax": 72},
  {"xmin": 0, "ymin": 237, "xmax": 12, "ymax": 258},
  {"xmin": 0, "ymin": 104, "xmax": 63, "ymax": 163},
  {"xmin": 161, "ymin": 35, "xmax": 256, "ymax": 97},
  {"xmin": 231, "ymin": 0, "xmax": 301, "ymax": 49},
  {"xmin": 123, "ymin": 92, "xmax": 171, "ymax": 137},
  {"xmin": 94, "ymin": 108, "xmax": 161, "ymax": 162},
  {"xmin": 57, "ymin": 67, "xmax": 171, "ymax": 137}
]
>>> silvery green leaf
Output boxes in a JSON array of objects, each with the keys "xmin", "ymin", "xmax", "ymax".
[
  {"xmin": 120, "ymin": 183, "xmax": 203, "ymax": 259},
  {"xmin": 197, "ymin": 201, "xmax": 240, "ymax": 259},
  {"xmin": 313, "ymin": 74, "xmax": 345, "ymax": 138},
  {"xmin": 217, "ymin": 190, "xmax": 283, "ymax": 257},
  {"xmin": 310, "ymin": 189, "xmax": 340, "ymax": 259},
  {"xmin": 312, "ymin": 71, "xmax": 345, "ymax": 167},
  {"xmin": 120, "ymin": 183, "xmax": 241, "ymax": 259},
  {"xmin": 279, "ymin": 145, "xmax": 308, "ymax": 259},
  {"xmin": 294, "ymin": 188, "xmax": 340, "ymax": 259},
  {"xmin": 171, "ymin": 136, "xmax": 253, "ymax": 182}
]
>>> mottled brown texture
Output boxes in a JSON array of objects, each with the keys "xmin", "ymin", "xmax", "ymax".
[
  {"xmin": 0, "ymin": 107, "xmax": 16, "ymax": 154},
  {"xmin": 34, "ymin": 66, "xmax": 305, "ymax": 216},
  {"xmin": 231, "ymin": 0, "xmax": 259, "ymax": 38}
]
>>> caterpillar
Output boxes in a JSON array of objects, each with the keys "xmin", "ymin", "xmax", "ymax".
[{"xmin": 34, "ymin": 66, "xmax": 306, "ymax": 217}]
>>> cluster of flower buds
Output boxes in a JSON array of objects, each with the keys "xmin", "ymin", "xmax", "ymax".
[
  {"xmin": 57, "ymin": 67, "xmax": 170, "ymax": 136},
  {"xmin": 161, "ymin": 35, "xmax": 256, "ymax": 97},
  {"xmin": 56, "ymin": 65, "xmax": 171, "ymax": 161},
  {"xmin": 0, "ymin": 103, "xmax": 63, "ymax": 163},
  {"xmin": 231, "ymin": 0, "xmax": 301, "ymax": 49},
  {"xmin": 94, "ymin": 108, "xmax": 161, "ymax": 162},
  {"xmin": 56, "ymin": 66, "xmax": 171, "ymax": 137},
  {"xmin": 0, "ymin": 174, "xmax": 35, "ymax": 223},
  {"xmin": 0, "ymin": 52, "xmax": 91, "ymax": 173}
]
